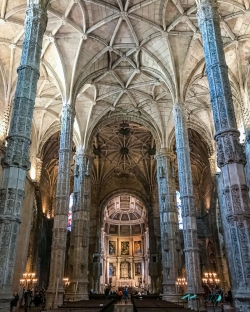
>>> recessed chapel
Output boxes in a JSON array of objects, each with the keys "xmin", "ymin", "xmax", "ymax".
[{"xmin": 0, "ymin": 0, "xmax": 250, "ymax": 311}]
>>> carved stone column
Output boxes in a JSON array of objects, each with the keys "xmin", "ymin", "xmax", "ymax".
[
  {"xmin": 173, "ymin": 103, "xmax": 203, "ymax": 301},
  {"xmin": 155, "ymin": 149, "xmax": 179, "ymax": 301},
  {"xmin": 35, "ymin": 158, "xmax": 43, "ymax": 184},
  {"xmin": 0, "ymin": 3, "xmax": 47, "ymax": 305},
  {"xmin": 66, "ymin": 150, "xmax": 92, "ymax": 300},
  {"xmin": 46, "ymin": 104, "xmax": 75, "ymax": 308},
  {"xmin": 93, "ymin": 253, "xmax": 102, "ymax": 294},
  {"xmin": 197, "ymin": 1, "xmax": 250, "ymax": 308}
]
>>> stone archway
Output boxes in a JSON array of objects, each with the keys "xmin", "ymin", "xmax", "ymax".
[{"xmin": 100, "ymin": 194, "xmax": 150, "ymax": 291}]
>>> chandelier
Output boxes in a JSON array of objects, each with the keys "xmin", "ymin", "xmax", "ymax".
[
  {"xmin": 202, "ymin": 272, "xmax": 220, "ymax": 287},
  {"xmin": 20, "ymin": 272, "xmax": 38, "ymax": 287}
]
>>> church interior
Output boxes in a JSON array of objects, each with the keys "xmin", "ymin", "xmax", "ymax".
[{"xmin": 0, "ymin": 0, "xmax": 250, "ymax": 311}]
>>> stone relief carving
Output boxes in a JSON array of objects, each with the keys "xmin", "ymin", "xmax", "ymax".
[
  {"xmin": 173, "ymin": 103, "xmax": 203, "ymax": 296},
  {"xmin": 0, "ymin": 3, "xmax": 47, "ymax": 293},
  {"xmin": 155, "ymin": 150, "xmax": 179, "ymax": 298},
  {"xmin": 197, "ymin": 0, "xmax": 250, "ymax": 307},
  {"xmin": 46, "ymin": 104, "xmax": 75, "ymax": 307}
]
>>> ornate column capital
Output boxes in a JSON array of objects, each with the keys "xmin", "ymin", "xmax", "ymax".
[{"xmin": 196, "ymin": 0, "xmax": 219, "ymax": 21}]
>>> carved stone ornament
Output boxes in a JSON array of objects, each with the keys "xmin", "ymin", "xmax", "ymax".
[
  {"xmin": 0, "ymin": 2, "xmax": 47, "ymax": 297},
  {"xmin": 46, "ymin": 104, "xmax": 75, "ymax": 308},
  {"xmin": 155, "ymin": 151, "xmax": 179, "ymax": 298},
  {"xmin": 173, "ymin": 103, "xmax": 203, "ymax": 295},
  {"xmin": 197, "ymin": 0, "xmax": 250, "ymax": 307},
  {"xmin": 67, "ymin": 150, "xmax": 92, "ymax": 300}
]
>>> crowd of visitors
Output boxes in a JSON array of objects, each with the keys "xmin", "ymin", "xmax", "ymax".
[
  {"xmin": 10, "ymin": 284, "xmax": 233, "ymax": 310},
  {"xmin": 103, "ymin": 286, "xmax": 130, "ymax": 303},
  {"xmin": 10, "ymin": 287, "xmax": 46, "ymax": 311}
]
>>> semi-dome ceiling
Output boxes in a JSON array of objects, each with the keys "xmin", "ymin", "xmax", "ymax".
[{"xmin": 103, "ymin": 195, "xmax": 147, "ymax": 236}]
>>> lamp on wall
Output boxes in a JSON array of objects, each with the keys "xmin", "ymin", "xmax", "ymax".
[{"xmin": 20, "ymin": 272, "xmax": 38, "ymax": 288}]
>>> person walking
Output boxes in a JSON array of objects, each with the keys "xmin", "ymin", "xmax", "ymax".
[{"xmin": 123, "ymin": 287, "xmax": 128, "ymax": 304}]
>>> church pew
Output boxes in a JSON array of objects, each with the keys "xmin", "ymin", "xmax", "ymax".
[
  {"xmin": 132, "ymin": 298, "xmax": 190, "ymax": 312},
  {"xmin": 55, "ymin": 298, "xmax": 115, "ymax": 312}
]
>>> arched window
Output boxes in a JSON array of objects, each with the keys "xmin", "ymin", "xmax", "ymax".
[
  {"xmin": 176, "ymin": 191, "xmax": 183, "ymax": 230},
  {"xmin": 67, "ymin": 193, "xmax": 73, "ymax": 231}
]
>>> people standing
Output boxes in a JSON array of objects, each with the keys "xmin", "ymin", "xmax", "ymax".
[
  {"xmin": 33, "ymin": 292, "xmax": 41, "ymax": 312},
  {"xmin": 118, "ymin": 290, "xmax": 123, "ymax": 302},
  {"xmin": 123, "ymin": 287, "xmax": 128, "ymax": 304},
  {"xmin": 225, "ymin": 290, "xmax": 233, "ymax": 307},
  {"xmin": 10, "ymin": 291, "xmax": 19, "ymax": 312}
]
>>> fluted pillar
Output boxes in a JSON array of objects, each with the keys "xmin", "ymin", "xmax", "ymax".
[
  {"xmin": 197, "ymin": 0, "xmax": 250, "ymax": 308},
  {"xmin": 0, "ymin": 2, "xmax": 47, "ymax": 306},
  {"xmin": 173, "ymin": 103, "xmax": 203, "ymax": 302},
  {"xmin": 155, "ymin": 149, "xmax": 179, "ymax": 301},
  {"xmin": 67, "ymin": 150, "xmax": 92, "ymax": 300},
  {"xmin": 46, "ymin": 104, "xmax": 75, "ymax": 308}
]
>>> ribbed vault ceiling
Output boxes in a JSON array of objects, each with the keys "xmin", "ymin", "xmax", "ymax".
[
  {"xmin": 103, "ymin": 194, "xmax": 147, "ymax": 236},
  {"xmin": 92, "ymin": 120, "xmax": 156, "ymax": 188},
  {"xmin": 0, "ymin": 0, "xmax": 249, "ymax": 154}
]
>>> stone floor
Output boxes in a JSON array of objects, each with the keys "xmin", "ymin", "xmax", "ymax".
[
  {"xmin": 114, "ymin": 299, "xmax": 133, "ymax": 312},
  {"xmin": 206, "ymin": 305, "xmax": 236, "ymax": 312}
]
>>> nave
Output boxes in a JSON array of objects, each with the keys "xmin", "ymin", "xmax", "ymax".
[{"xmin": 0, "ymin": 0, "xmax": 250, "ymax": 311}]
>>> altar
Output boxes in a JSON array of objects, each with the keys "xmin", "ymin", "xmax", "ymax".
[{"xmin": 116, "ymin": 279, "xmax": 135, "ymax": 287}]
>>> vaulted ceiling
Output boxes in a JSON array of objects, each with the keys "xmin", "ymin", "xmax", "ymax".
[
  {"xmin": 92, "ymin": 121, "xmax": 156, "ymax": 189},
  {"xmin": 0, "ymin": 0, "xmax": 249, "ymax": 162}
]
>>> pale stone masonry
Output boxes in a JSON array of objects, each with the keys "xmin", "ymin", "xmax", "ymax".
[
  {"xmin": 67, "ymin": 149, "xmax": 92, "ymax": 301},
  {"xmin": 197, "ymin": 0, "xmax": 250, "ymax": 309},
  {"xmin": 46, "ymin": 104, "xmax": 75, "ymax": 308},
  {"xmin": 156, "ymin": 150, "xmax": 179, "ymax": 301},
  {"xmin": 0, "ymin": 1, "xmax": 250, "ymax": 311},
  {"xmin": 0, "ymin": 2, "xmax": 47, "ymax": 308},
  {"xmin": 173, "ymin": 103, "xmax": 203, "ymax": 303}
]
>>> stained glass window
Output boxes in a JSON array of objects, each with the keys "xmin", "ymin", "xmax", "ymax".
[
  {"xmin": 67, "ymin": 193, "xmax": 73, "ymax": 231},
  {"xmin": 176, "ymin": 191, "xmax": 183, "ymax": 229}
]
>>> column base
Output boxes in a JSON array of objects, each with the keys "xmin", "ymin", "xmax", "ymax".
[
  {"xmin": 162, "ymin": 294, "xmax": 179, "ymax": 303},
  {"xmin": 65, "ymin": 281, "xmax": 89, "ymax": 302},
  {"xmin": 0, "ymin": 298, "xmax": 13, "ymax": 312},
  {"xmin": 187, "ymin": 295, "xmax": 206, "ymax": 311},
  {"xmin": 0, "ymin": 288, "xmax": 13, "ymax": 312},
  {"xmin": 46, "ymin": 288, "xmax": 64, "ymax": 309},
  {"xmin": 235, "ymin": 295, "xmax": 250, "ymax": 312},
  {"xmin": 65, "ymin": 292, "xmax": 89, "ymax": 301}
]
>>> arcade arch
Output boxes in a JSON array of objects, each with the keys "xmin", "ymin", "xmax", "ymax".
[{"xmin": 101, "ymin": 194, "xmax": 149, "ymax": 290}]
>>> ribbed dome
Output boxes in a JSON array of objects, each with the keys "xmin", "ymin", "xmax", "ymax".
[{"xmin": 103, "ymin": 195, "xmax": 147, "ymax": 236}]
